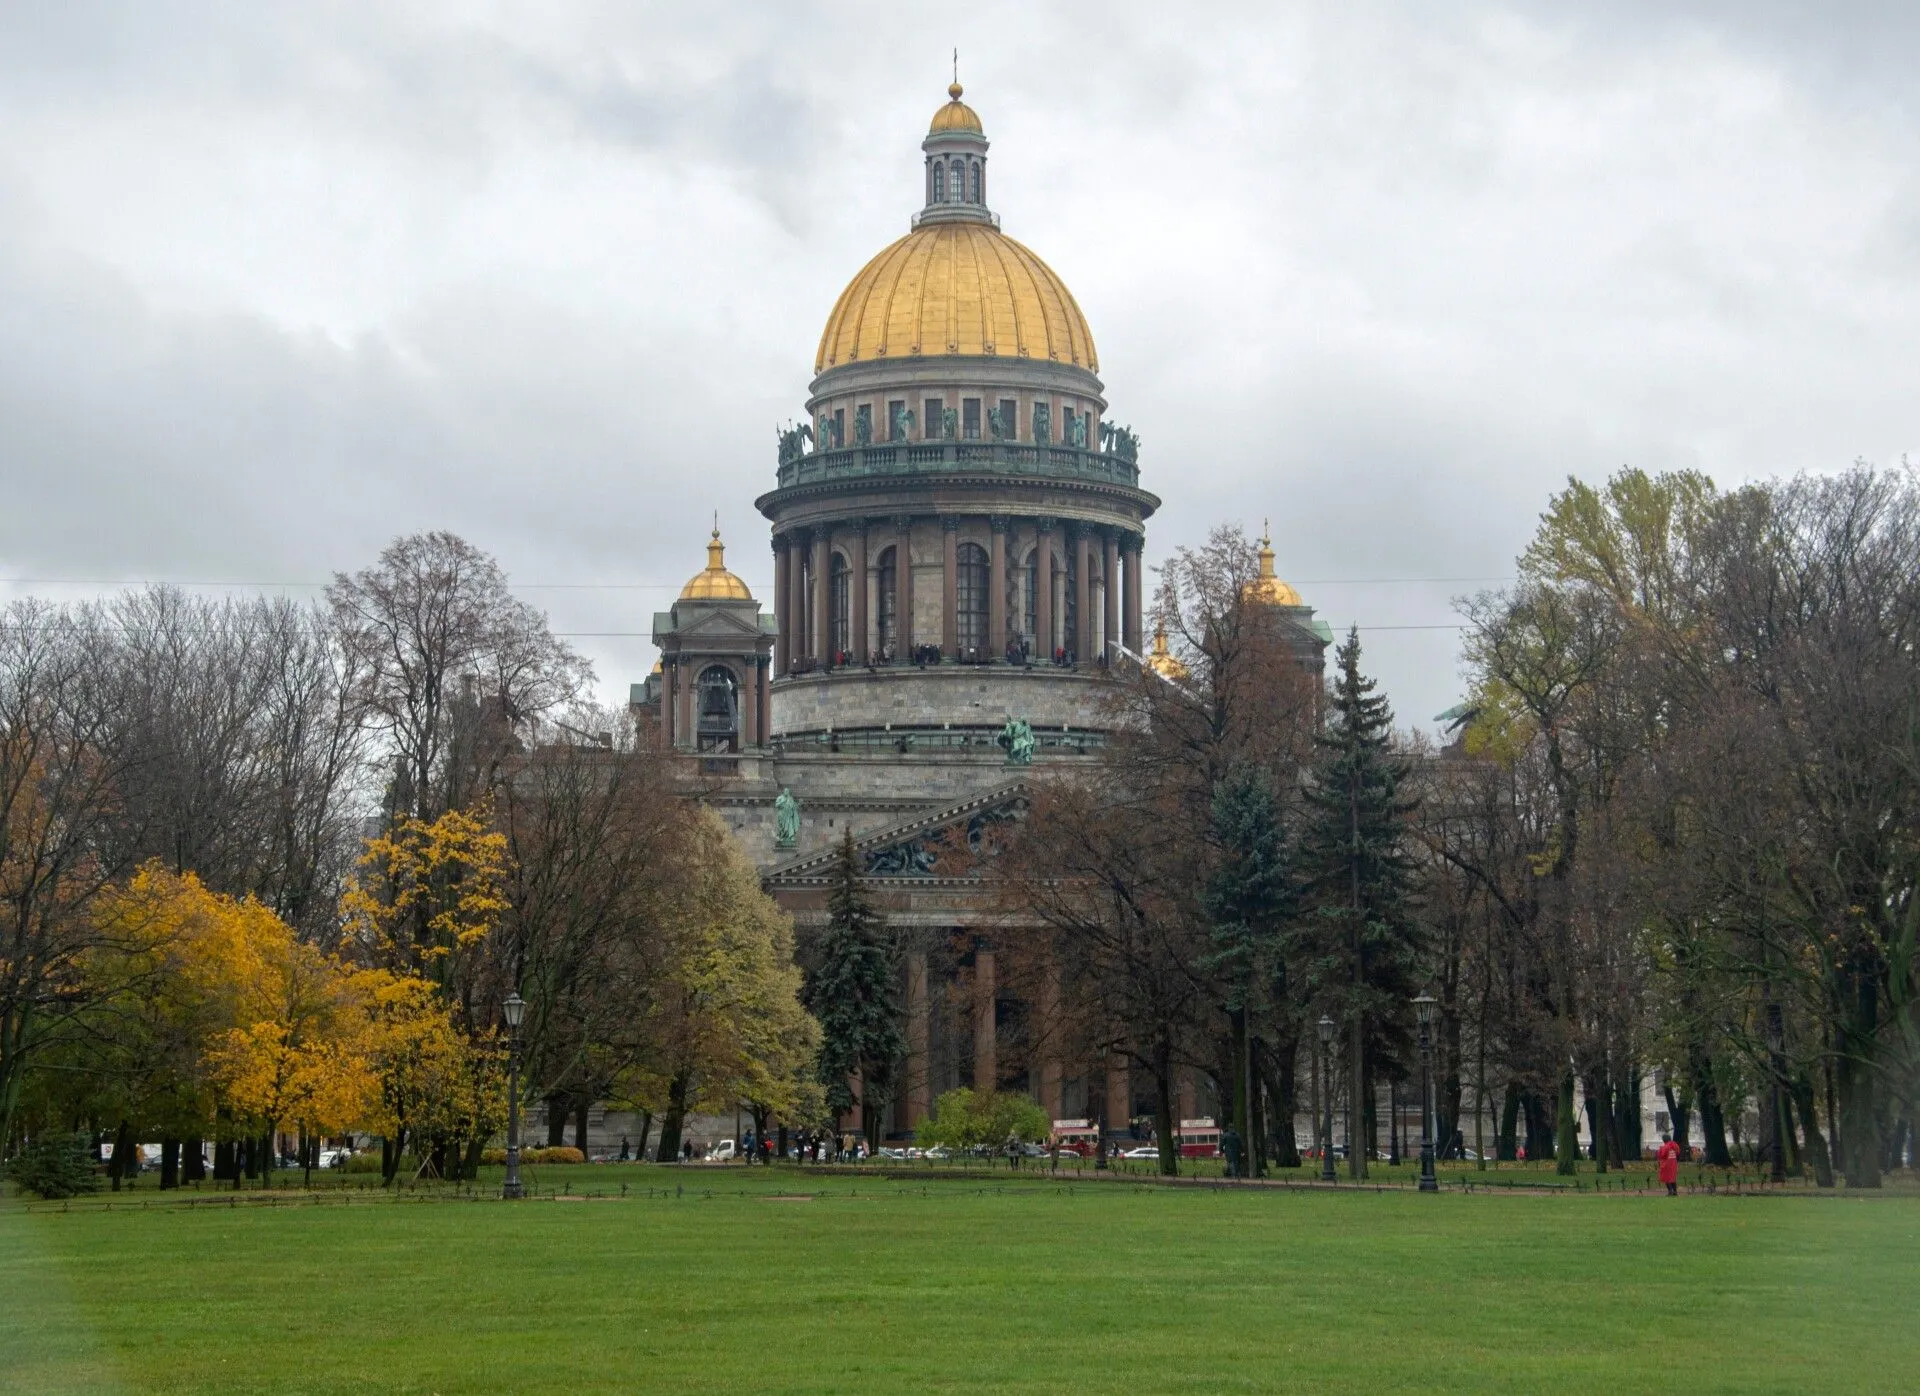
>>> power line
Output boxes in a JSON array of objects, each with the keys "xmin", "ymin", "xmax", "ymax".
[{"xmin": 0, "ymin": 575, "xmax": 1515, "ymax": 590}]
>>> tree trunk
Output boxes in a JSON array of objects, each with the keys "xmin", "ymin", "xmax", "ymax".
[
  {"xmin": 1152, "ymin": 1040, "xmax": 1178, "ymax": 1178},
  {"xmin": 183, "ymin": 1138, "xmax": 205, "ymax": 1183},
  {"xmin": 108, "ymin": 1118, "xmax": 134, "ymax": 1191},
  {"xmin": 655, "ymin": 1070, "xmax": 690, "ymax": 1163},
  {"xmin": 1582, "ymin": 1080, "xmax": 1606, "ymax": 1172},
  {"xmin": 1663, "ymin": 1082, "xmax": 1693, "ymax": 1162},
  {"xmin": 1555, "ymin": 1071, "xmax": 1579, "ymax": 1176},
  {"xmin": 1228, "ymin": 1009, "xmax": 1251, "ymax": 1177},
  {"xmin": 1497, "ymin": 1081, "xmax": 1520, "ymax": 1161},
  {"xmin": 546, "ymin": 1095, "xmax": 567, "ymax": 1149},
  {"xmin": 160, "ymin": 1137, "xmax": 180, "ymax": 1190},
  {"xmin": 1264, "ymin": 1034, "xmax": 1301, "ymax": 1168},
  {"xmin": 1348, "ymin": 1018, "xmax": 1367, "ymax": 1180},
  {"xmin": 213, "ymin": 1138, "xmax": 236, "ymax": 1182},
  {"xmin": 1693, "ymin": 1057, "xmax": 1731, "ymax": 1166},
  {"xmin": 573, "ymin": 1097, "xmax": 591, "ymax": 1155},
  {"xmin": 636, "ymin": 1110, "xmax": 653, "ymax": 1161},
  {"xmin": 1836, "ymin": 1043, "xmax": 1882, "ymax": 1188}
]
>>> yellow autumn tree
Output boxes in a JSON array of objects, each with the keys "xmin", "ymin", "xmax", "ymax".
[
  {"xmin": 342, "ymin": 801, "xmax": 509, "ymax": 985},
  {"xmin": 348, "ymin": 968, "xmax": 504, "ymax": 1184}
]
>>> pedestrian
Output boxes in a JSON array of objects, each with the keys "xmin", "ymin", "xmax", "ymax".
[{"xmin": 1657, "ymin": 1132, "xmax": 1681, "ymax": 1196}]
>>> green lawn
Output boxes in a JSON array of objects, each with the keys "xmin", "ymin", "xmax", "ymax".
[{"xmin": 4, "ymin": 1168, "xmax": 1915, "ymax": 1394}]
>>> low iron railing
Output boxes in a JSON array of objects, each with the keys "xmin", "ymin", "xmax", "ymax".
[{"xmin": 774, "ymin": 440, "xmax": 1140, "ymax": 490}]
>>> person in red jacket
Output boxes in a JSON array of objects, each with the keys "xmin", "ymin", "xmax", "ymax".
[{"xmin": 1657, "ymin": 1133, "xmax": 1681, "ymax": 1195}]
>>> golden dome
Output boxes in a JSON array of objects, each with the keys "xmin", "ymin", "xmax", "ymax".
[
  {"xmin": 1244, "ymin": 522, "xmax": 1304, "ymax": 607},
  {"xmin": 679, "ymin": 527, "xmax": 753, "ymax": 602},
  {"xmin": 1145, "ymin": 625, "xmax": 1189, "ymax": 681},
  {"xmin": 930, "ymin": 82, "xmax": 984, "ymax": 134},
  {"xmin": 815, "ymin": 221, "xmax": 1097, "ymax": 373}
]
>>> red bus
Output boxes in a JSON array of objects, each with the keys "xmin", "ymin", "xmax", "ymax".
[
  {"xmin": 1176, "ymin": 1118, "xmax": 1221, "ymax": 1159},
  {"xmin": 1049, "ymin": 1119, "xmax": 1100, "ymax": 1157}
]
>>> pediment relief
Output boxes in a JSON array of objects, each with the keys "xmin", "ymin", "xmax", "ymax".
[{"xmin": 764, "ymin": 782, "xmax": 1029, "ymax": 885}]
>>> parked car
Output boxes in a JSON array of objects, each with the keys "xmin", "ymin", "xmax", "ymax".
[
  {"xmin": 921, "ymin": 1146, "xmax": 952, "ymax": 1160},
  {"xmin": 876, "ymin": 1147, "xmax": 909, "ymax": 1160},
  {"xmin": 1120, "ymin": 1146, "xmax": 1159, "ymax": 1160},
  {"xmin": 705, "ymin": 1139, "xmax": 737, "ymax": 1162},
  {"xmin": 316, "ymin": 1148, "xmax": 350, "ymax": 1169}
]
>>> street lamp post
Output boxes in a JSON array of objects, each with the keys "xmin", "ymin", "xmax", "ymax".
[
  {"xmin": 502, "ymin": 991, "xmax": 526, "ymax": 1200},
  {"xmin": 1413, "ymin": 992, "xmax": 1438, "ymax": 1193},
  {"xmin": 1317, "ymin": 1014, "xmax": 1337, "ymax": 1184}
]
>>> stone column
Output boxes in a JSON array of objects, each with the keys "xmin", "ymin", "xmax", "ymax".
[
  {"xmin": 677, "ymin": 663, "xmax": 695, "ymax": 749},
  {"xmin": 849, "ymin": 519, "xmax": 869, "ymax": 664},
  {"xmin": 1103, "ymin": 528, "xmax": 1121, "ymax": 665},
  {"xmin": 1073, "ymin": 525, "xmax": 1092, "ymax": 665},
  {"xmin": 1035, "ymin": 518, "xmax": 1055, "ymax": 662},
  {"xmin": 788, "ymin": 531, "xmax": 810, "ymax": 668},
  {"xmin": 771, "ymin": 535, "xmax": 790, "ymax": 676},
  {"xmin": 893, "ymin": 515, "xmax": 914, "ymax": 660},
  {"xmin": 941, "ymin": 518, "xmax": 959, "ymax": 660},
  {"xmin": 1105, "ymin": 1056, "xmax": 1131, "ymax": 1132},
  {"xmin": 741, "ymin": 660, "xmax": 757, "ymax": 747},
  {"xmin": 810, "ymin": 529, "xmax": 830, "ymax": 666},
  {"xmin": 756, "ymin": 659, "xmax": 770, "ymax": 745},
  {"xmin": 1123, "ymin": 534, "xmax": 1144, "ymax": 654},
  {"xmin": 661, "ymin": 659, "xmax": 675, "ymax": 746},
  {"xmin": 906, "ymin": 950, "xmax": 931, "ymax": 1127},
  {"xmin": 972, "ymin": 938, "xmax": 997, "ymax": 1092},
  {"xmin": 988, "ymin": 517, "xmax": 1009, "ymax": 660}
]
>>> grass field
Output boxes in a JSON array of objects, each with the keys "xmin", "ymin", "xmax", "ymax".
[{"xmin": 4, "ymin": 1167, "xmax": 1916, "ymax": 1394}]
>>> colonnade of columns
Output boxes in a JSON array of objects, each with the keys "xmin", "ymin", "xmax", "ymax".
[{"xmin": 772, "ymin": 514, "xmax": 1146, "ymax": 677}]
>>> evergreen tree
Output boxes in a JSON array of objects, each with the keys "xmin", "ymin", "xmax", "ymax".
[
  {"xmin": 1203, "ymin": 762, "xmax": 1291, "ymax": 1176},
  {"xmin": 803, "ymin": 831, "xmax": 907, "ymax": 1146},
  {"xmin": 1296, "ymin": 628, "xmax": 1421, "ymax": 1179}
]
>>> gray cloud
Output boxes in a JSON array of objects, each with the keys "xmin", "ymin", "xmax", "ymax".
[{"xmin": 1, "ymin": 1, "xmax": 1914, "ymax": 728}]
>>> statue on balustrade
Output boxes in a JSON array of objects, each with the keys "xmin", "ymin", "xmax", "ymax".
[
  {"xmin": 891, "ymin": 404, "xmax": 917, "ymax": 443},
  {"xmin": 853, "ymin": 406, "xmax": 872, "ymax": 447},
  {"xmin": 1000, "ymin": 716, "xmax": 1035, "ymax": 765},
  {"xmin": 773, "ymin": 788, "xmax": 801, "ymax": 848},
  {"xmin": 1032, "ymin": 402, "xmax": 1050, "ymax": 446},
  {"xmin": 941, "ymin": 407, "xmax": 958, "ymax": 440},
  {"xmin": 987, "ymin": 406, "xmax": 1010, "ymax": 441},
  {"xmin": 1069, "ymin": 412, "xmax": 1088, "ymax": 448},
  {"xmin": 815, "ymin": 414, "xmax": 835, "ymax": 451}
]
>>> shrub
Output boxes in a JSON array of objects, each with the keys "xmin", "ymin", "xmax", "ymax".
[
  {"xmin": 524, "ymin": 1146, "xmax": 584, "ymax": 1165},
  {"xmin": 915, "ymin": 1089, "xmax": 1051, "ymax": 1152},
  {"xmin": 480, "ymin": 1147, "xmax": 507, "ymax": 1166},
  {"xmin": 341, "ymin": 1150, "xmax": 384, "ymax": 1174},
  {"xmin": 9, "ymin": 1133, "xmax": 101, "ymax": 1199}
]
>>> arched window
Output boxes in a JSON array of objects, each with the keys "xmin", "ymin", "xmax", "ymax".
[
  {"xmin": 931, "ymin": 161, "xmax": 945, "ymax": 203},
  {"xmin": 829, "ymin": 554, "xmax": 851, "ymax": 661},
  {"xmin": 876, "ymin": 547, "xmax": 898, "ymax": 659},
  {"xmin": 970, "ymin": 160, "xmax": 981, "ymax": 202},
  {"xmin": 696, "ymin": 665, "xmax": 739, "ymax": 751},
  {"xmin": 956, "ymin": 542, "xmax": 989, "ymax": 655}
]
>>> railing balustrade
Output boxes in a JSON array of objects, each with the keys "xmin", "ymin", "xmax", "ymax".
[{"xmin": 775, "ymin": 440, "xmax": 1140, "ymax": 490}]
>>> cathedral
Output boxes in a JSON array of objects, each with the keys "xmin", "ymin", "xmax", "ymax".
[{"xmin": 640, "ymin": 83, "xmax": 1327, "ymax": 1139}]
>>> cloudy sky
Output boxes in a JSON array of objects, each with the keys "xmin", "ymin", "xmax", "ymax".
[{"xmin": 3, "ymin": 2, "xmax": 1914, "ymax": 727}]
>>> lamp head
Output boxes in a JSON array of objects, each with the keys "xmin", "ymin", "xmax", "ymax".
[
  {"xmin": 502, "ymin": 991, "xmax": 526, "ymax": 1030},
  {"xmin": 1316, "ymin": 1013, "xmax": 1334, "ymax": 1045},
  {"xmin": 1412, "ymin": 992, "xmax": 1436, "ymax": 1027}
]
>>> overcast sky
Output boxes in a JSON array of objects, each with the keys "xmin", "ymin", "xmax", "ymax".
[{"xmin": 3, "ymin": 2, "xmax": 1914, "ymax": 728}]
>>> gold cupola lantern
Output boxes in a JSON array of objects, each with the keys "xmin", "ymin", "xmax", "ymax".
[
  {"xmin": 1244, "ymin": 521, "xmax": 1304, "ymax": 608},
  {"xmin": 679, "ymin": 525, "xmax": 753, "ymax": 602}
]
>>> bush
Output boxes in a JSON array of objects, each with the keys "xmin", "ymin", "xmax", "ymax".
[
  {"xmin": 9, "ymin": 1133, "xmax": 101, "ymax": 1199},
  {"xmin": 524, "ymin": 1146, "xmax": 584, "ymax": 1165},
  {"xmin": 341, "ymin": 1150, "xmax": 384, "ymax": 1174},
  {"xmin": 480, "ymin": 1147, "xmax": 507, "ymax": 1166},
  {"xmin": 915, "ymin": 1089, "xmax": 1051, "ymax": 1152}
]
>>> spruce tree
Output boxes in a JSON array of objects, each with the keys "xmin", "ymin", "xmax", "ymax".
[
  {"xmin": 804, "ymin": 830, "xmax": 908, "ymax": 1146},
  {"xmin": 1204, "ymin": 762, "xmax": 1291, "ymax": 1177},
  {"xmin": 1296, "ymin": 628, "xmax": 1421, "ymax": 1179}
]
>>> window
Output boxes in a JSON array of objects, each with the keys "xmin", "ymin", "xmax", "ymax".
[
  {"xmin": 877, "ymin": 547, "xmax": 898, "ymax": 657},
  {"xmin": 931, "ymin": 161, "xmax": 945, "ymax": 203},
  {"xmin": 829, "ymin": 555, "xmax": 850, "ymax": 659},
  {"xmin": 956, "ymin": 542, "xmax": 989, "ymax": 654},
  {"xmin": 970, "ymin": 160, "xmax": 981, "ymax": 202},
  {"xmin": 998, "ymin": 399, "xmax": 1017, "ymax": 441},
  {"xmin": 832, "ymin": 408, "xmax": 845, "ymax": 448},
  {"xmin": 962, "ymin": 397, "xmax": 981, "ymax": 440},
  {"xmin": 696, "ymin": 666, "xmax": 739, "ymax": 751},
  {"xmin": 924, "ymin": 398, "xmax": 944, "ymax": 439}
]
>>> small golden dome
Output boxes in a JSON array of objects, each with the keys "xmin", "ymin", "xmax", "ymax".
[
  {"xmin": 1244, "ymin": 522, "xmax": 1304, "ymax": 607},
  {"xmin": 1145, "ymin": 624, "xmax": 1189, "ymax": 681},
  {"xmin": 679, "ymin": 527, "xmax": 753, "ymax": 602},
  {"xmin": 930, "ymin": 82, "xmax": 983, "ymax": 134},
  {"xmin": 816, "ymin": 221, "xmax": 1097, "ymax": 372}
]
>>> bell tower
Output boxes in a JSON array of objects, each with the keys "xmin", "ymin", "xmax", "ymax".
[{"xmin": 917, "ymin": 82, "xmax": 994, "ymax": 227}]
